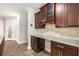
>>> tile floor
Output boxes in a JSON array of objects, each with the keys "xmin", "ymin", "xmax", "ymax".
[{"xmin": 3, "ymin": 40, "xmax": 50, "ymax": 56}]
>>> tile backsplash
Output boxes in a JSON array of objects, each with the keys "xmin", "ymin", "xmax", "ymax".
[{"xmin": 36, "ymin": 24, "xmax": 79, "ymax": 38}]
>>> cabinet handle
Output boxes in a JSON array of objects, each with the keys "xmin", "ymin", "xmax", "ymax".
[
  {"xmin": 65, "ymin": 19, "xmax": 67, "ymax": 25},
  {"xmin": 57, "ymin": 45, "xmax": 64, "ymax": 49},
  {"xmin": 60, "ymin": 50, "xmax": 63, "ymax": 56},
  {"xmin": 59, "ymin": 50, "xmax": 61, "ymax": 56},
  {"xmin": 58, "ymin": 48, "xmax": 64, "ymax": 56},
  {"xmin": 57, "ymin": 45, "xmax": 64, "ymax": 56}
]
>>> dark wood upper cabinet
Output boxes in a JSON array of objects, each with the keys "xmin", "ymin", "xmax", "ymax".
[
  {"xmin": 35, "ymin": 3, "xmax": 79, "ymax": 28},
  {"xmin": 78, "ymin": 4, "xmax": 79, "ymax": 26},
  {"xmin": 47, "ymin": 3, "xmax": 55, "ymax": 24},
  {"xmin": 67, "ymin": 3, "xmax": 78, "ymax": 27},
  {"xmin": 35, "ymin": 4, "xmax": 48, "ymax": 28},
  {"xmin": 39, "ymin": 3, "xmax": 55, "ymax": 25},
  {"xmin": 35, "ymin": 12, "xmax": 41, "ymax": 28},
  {"xmin": 40, "ymin": 4, "xmax": 48, "ymax": 28},
  {"xmin": 55, "ymin": 3, "xmax": 67, "ymax": 27},
  {"xmin": 55, "ymin": 3, "xmax": 79, "ymax": 27}
]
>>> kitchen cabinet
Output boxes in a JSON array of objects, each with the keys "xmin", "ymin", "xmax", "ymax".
[
  {"xmin": 35, "ymin": 3, "xmax": 55, "ymax": 28},
  {"xmin": 63, "ymin": 44, "xmax": 78, "ymax": 56},
  {"xmin": 51, "ymin": 41, "xmax": 64, "ymax": 56},
  {"xmin": 0, "ymin": 37, "xmax": 5, "ymax": 56},
  {"xmin": 55, "ymin": 3, "xmax": 67, "ymax": 27},
  {"xmin": 35, "ymin": 11, "xmax": 42, "ymax": 28},
  {"xmin": 31, "ymin": 36, "xmax": 38, "ymax": 52},
  {"xmin": 47, "ymin": 3, "xmax": 55, "ymax": 24},
  {"xmin": 55, "ymin": 3, "xmax": 79, "ymax": 27},
  {"xmin": 40, "ymin": 4, "xmax": 48, "ymax": 28},
  {"xmin": 38, "ymin": 38, "xmax": 45, "ymax": 50},
  {"xmin": 31, "ymin": 36, "xmax": 45, "ymax": 52},
  {"xmin": 67, "ymin": 3, "xmax": 78, "ymax": 27},
  {"xmin": 51, "ymin": 41, "xmax": 78, "ymax": 56},
  {"xmin": 77, "ymin": 4, "xmax": 79, "ymax": 26}
]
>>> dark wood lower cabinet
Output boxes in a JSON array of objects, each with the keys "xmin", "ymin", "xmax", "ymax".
[
  {"xmin": 63, "ymin": 44, "xmax": 78, "ymax": 56},
  {"xmin": 31, "ymin": 36, "xmax": 39, "ymax": 52},
  {"xmin": 51, "ymin": 47, "xmax": 61, "ymax": 56},
  {"xmin": 0, "ymin": 38, "xmax": 5, "ymax": 56},
  {"xmin": 31, "ymin": 36, "xmax": 45, "ymax": 52},
  {"xmin": 51, "ymin": 41, "xmax": 78, "ymax": 56},
  {"xmin": 38, "ymin": 38, "xmax": 45, "ymax": 50},
  {"xmin": 31, "ymin": 36, "xmax": 78, "ymax": 56}
]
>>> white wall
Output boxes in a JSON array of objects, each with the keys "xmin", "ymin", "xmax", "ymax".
[{"xmin": 17, "ymin": 11, "xmax": 28, "ymax": 44}]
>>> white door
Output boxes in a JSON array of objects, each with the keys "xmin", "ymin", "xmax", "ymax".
[{"xmin": 5, "ymin": 17, "xmax": 17, "ymax": 40}]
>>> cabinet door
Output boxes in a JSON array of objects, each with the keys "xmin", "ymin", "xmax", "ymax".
[
  {"xmin": 31, "ymin": 36, "xmax": 45, "ymax": 52},
  {"xmin": 31, "ymin": 36, "xmax": 36, "ymax": 50},
  {"xmin": 51, "ymin": 41, "xmax": 78, "ymax": 56},
  {"xmin": 63, "ymin": 44, "xmax": 78, "ymax": 56},
  {"xmin": 35, "ymin": 12, "xmax": 41, "ymax": 28},
  {"xmin": 55, "ymin": 3, "xmax": 67, "ymax": 27},
  {"xmin": 38, "ymin": 38, "xmax": 45, "ymax": 50},
  {"xmin": 77, "ymin": 4, "xmax": 79, "ymax": 26},
  {"xmin": 47, "ymin": 3, "xmax": 55, "ymax": 24},
  {"xmin": 31, "ymin": 36, "xmax": 39, "ymax": 52},
  {"xmin": 51, "ymin": 48, "xmax": 60, "ymax": 56},
  {"xmin": 40, "ymin": 4, "xmax": 48, "ymax": 28},
  {"xmin": 67, "ymin": 3, "xmax": 78, "ymax": 27},
  {"xmin": 51, "ymin": 41, "xmax": 64, "ymax": 56}
]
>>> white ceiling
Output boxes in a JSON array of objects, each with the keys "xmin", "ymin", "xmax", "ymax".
[
  {"xmin": 0, "ymin": 3, "xmax": 46, "ymax": 16},
  {"xmin": 0, "ymin": 3, "xmax": 46, "ymax": 10}
]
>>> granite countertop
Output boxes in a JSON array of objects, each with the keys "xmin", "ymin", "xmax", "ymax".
[{"xmin": 31, "ymin": 32, "xmax": 79, "ymax": 47}]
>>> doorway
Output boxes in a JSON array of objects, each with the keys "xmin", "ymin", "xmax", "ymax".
[{"xmin": 4, "ymin": 16, "xmax": 17, "ymax": 41}]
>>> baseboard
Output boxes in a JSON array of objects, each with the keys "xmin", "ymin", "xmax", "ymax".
[{"xmin": 5, "ymin": 38, "xmax": 16, "ymax": 41}]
